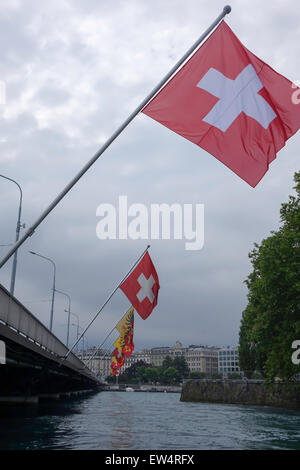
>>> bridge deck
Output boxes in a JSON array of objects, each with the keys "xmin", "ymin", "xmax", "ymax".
[{"xmin": 0, "ymin": 283, "xmax": 99, "ymax": 384}]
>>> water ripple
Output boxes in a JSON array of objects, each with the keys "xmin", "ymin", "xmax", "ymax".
[{"xmin": 0, "ymin": 392, "xmax": 299, "ymax": 450}]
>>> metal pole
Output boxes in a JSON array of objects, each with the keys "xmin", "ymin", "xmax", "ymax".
[
  {"xmin": 85, "ymin": 338, "xmax": 89, "ymax": 361},
  {"xmin": 97, "ymin": 337, "xmax": 119, "ymax": 377},
  {"xmin": 69, "ymin": 311, "xmax": 80, "ymax": 352},
  {"xmin": 0, "ymin": 174, "xmax": 23, "ymax": 295},
  {"xmin": 81, "ymin": 336, "xmax": 85, "ymax": 361},
  {"xmin": 0, "ymin": 6, "xmax": 231, "ymax": 271},
  {"xmin": 29, "ymin": 251, "xmax": 56, "ymax": 331},
  {"xmin": 55, "ymin": 289, "xmax": 71, "ymax": 347},
  {"xmin": 86, "ymin": 305, "xmax": 132, "ymax": 367},
  {"xmin": 73, "ymin": 324, "xmax": 85, "ymax": 358},
  {"xmin": 50, "ymin": 266, "xmax": 56, "ymax": 332},
  {"xmin": 60, "ymin": 244, "xmax": 151, "ymax": 364}
]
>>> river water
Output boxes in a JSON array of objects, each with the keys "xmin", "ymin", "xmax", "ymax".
[{"xmin": 0, "ymin": 391, "xmax": 299, "ymax": 450}]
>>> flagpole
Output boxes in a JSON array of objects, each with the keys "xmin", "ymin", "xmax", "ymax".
[
  {"xmin": 60, "ymin": 245, "xmax": 150, "ymax": 365},
  {"xmin": 86, "ymin": 306, "xmax": 132, "ymax": 368},
  {"xmin": 0, "ymin": 5, "xmax": 231, "ymax": 271},
  {"xmin": 97, "ymin": 334, "xmax": 121, "ymax": 377}
]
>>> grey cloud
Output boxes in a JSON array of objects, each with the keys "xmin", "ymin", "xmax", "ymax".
[{"xmin": 0, "ymin": 0, "xmax": 299, "ymax": 354}]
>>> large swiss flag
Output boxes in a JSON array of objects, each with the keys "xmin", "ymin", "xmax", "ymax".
[
  {"xmin": 120, "ymin": 251, "xmax": 160, "ymax": 320},
  {"xmin": 142, "ymin": 21, "xmax": 300, "ymax": 187}
]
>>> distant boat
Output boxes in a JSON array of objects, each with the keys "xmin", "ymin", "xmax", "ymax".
[{"xmin": 125, "ymin": 387, "xmax": 134, "ymax": 392}]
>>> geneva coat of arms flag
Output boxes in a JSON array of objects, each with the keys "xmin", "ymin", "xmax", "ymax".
[{"xmin": 142, "ymin": 21, "xmax": 300, "ymax": 187}]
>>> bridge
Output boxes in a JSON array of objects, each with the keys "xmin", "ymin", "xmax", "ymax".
[{"xmin": 0, "ymin": 283, "xmax": 102, "ymax": 404}]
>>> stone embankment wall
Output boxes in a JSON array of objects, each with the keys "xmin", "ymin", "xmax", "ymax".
[{"xmin": 180, "ymin": 380, "xmax": 300, "ymax": 409}]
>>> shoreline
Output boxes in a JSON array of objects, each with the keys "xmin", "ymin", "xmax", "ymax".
[{"xmin": 180, "ymin": 379, "xmax": 300, "ymax": 410}]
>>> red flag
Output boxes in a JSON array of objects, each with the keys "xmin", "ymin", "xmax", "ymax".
[
  {"xmin": 120, "ymin": 251, "xmax": 160, "ymax": 320},
  {"xmin": 110, "ymin": 347, "xmax": 126, "ymax": 375},
  {"xmin": 143, "ymin": 21, "xmax": 300, "ymax": 187},
  {"xmin": 122, "ymin": 329, "xmax": 135, "ymax": 358}
]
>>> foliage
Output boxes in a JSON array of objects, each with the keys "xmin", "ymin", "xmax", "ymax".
[
  {"xmin": 251, "ymin": 371, "xmax": 264, "ymax": 380},
  {"xmin": 189, "ymin": 371, "xmax": 206, "ymax": 379},
  {"xmin": 162, "ymin": 355, "xmax": 173, "ymax": 369},
  {"xmin": 124, "ymin": 360, "xmax": 150, "ymax": 378},
  {"xmin": 211, "ymin": 373, "xmax": 222, "ymax": 379},
  {"xmin": 173, "ymin": 356, "xmax": 189, "ymax": 379},
  {"xmin": 161, "ymin": 367, "xmax": 179, "ymax": 384},
  {"xmin": 239, "ymin": 172, "xmax": 300, "ymax": 382},
  {"xmin": 162, "ymin": 355, "xmax": 189, "ymax": 380},
  {"xmin": 227, "ymin": 372, "xmax": 242, "ymax": 380},
  {"xmin": 114, "ymin": 354, "xmax": 190, "ymax": 385}
]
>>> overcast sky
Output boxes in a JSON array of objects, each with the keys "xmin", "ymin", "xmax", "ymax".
[{"xmin": 0, "ymin": 0, "xmax": 299, "ymax": 353}]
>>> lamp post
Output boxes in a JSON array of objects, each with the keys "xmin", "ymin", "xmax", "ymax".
[
  {"xmin": 55, "ymin": 289, "xmax": 71, "ymax": 347},
  {"xmin": 29, "ymin": 251, "xmax": 56, "ymax": 331},
  {"xmin": 0, "ymin": 174, "xmax": 23, "ymax": 296},
  {"xmin": 67, "ymin": 310, "xmax": 80, "ymax": 352},
  {"xmin": 82, "ymin": 336, "xmax": 89, "ymax": 361},
  {"xmin": 74, "ymin": 325, "xmax": 88, "ymax": 360}
]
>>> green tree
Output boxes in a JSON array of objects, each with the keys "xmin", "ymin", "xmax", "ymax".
[
  {"xmin": 239, "ymin": 304, "xmax": 259, "ymax": 378},
  {"xmin": 124, "ymin": 360, "xmax": 150, "ymax": 379},
  {"xmin": 189, "ymin": 371, "xmax": 206, "ymax": 379},
  {"xmin": 162, "ymin": 355, "xmax": 174, "ymax": 369},
  {"xmin": 118, "ymin": 374, "xmax": 129, "ymax": 383},
  {"xmin": 144, "ymin": 367, "xmax": 159, "ymax": 383},
  {"xmin": 227, "ymin": 372, "xmax": 242, "ymax": 380},
  {"xmin": 173, "ymin": 356, "xmax": 189, "ymax": 380},
  {"xmin": 136, "ymin": 365, "xmax": 148, "ymax": 383},
  {"xmin": 211, "ymin": 373, "xmax": 222, "ymax": 379},
  {"xmin": 239, "ymin": 172, "xmax": 300, "ymax": 382},
  {"xmin": 162, "ymin": 367, "xmax": 179, "ymax": 384},
  {"xmin": 251, "ymin": 371, "xmax": 264, "ymax": 380}
]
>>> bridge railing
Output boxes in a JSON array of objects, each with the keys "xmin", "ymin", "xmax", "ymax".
[{"xmin": 0, "ymin": 283, "xmax": 95, "ymax": 379}]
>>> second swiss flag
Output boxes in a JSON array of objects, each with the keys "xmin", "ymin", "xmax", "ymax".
[{"xmin": 120, "ymin": 251, "xmax": 160, "ymax": 320}]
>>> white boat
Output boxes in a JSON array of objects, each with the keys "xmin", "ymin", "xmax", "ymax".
[{"xmin": 125, "ymin": 387, "xmax": 134, "ymax": 392}]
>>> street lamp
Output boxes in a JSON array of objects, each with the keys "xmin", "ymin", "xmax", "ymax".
[
  {"xmin": 55, "ymin": 289, "xmax": 71, "ymax": 347},
  {"xmin": 74, "ymin": 325, "xmax": 88, "ymax": 360},
  {"xmin": 82, "ymin": 336, "xmax": 89, "ymax": 361},
  {"xmin": 66, "ymin": 309, "xmax": 80, "ymax": 352},
  {"xmin": 0, "ymin": 174, "xmax": 24, "ymax": 296},
  {"xmin": 29, "ymin": 251, "xmax": 56, "ymax": 332}
]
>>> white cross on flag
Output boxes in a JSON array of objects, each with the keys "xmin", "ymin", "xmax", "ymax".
[
  {"xmin": 120, "ymin": 251, "xmax": 160, "ymax": 320},
  {"xmin": 143, "ymin": 21, "xmax": 300, "ymax": 187}
]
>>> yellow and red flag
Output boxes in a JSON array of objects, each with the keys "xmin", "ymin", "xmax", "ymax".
[
  {"xmin": 110, "ymin": 348, "xmax": 125, "ymax": 375},
  {"xmin": 122, "ymin": 328, "xmax": 134, "ymax": 358},
  {"xmin": 114, "ymin": 306, "xmax": 135, "ymax": 355},
  {"xmin": 110, "ymin": 307, "xmax": 135, "ymax": 375}
]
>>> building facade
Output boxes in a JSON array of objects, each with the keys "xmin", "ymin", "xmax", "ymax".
[
  {"xmin": 185, "ymin": 346, "xmax": 219, "ymax": 375},
  {"xmin": 83, "ymin": 341, "xmax": 222, "ymax": 378},
  {"xmin": 150, "ymin": 341, "xmax": 219, "ymax": 375},
  {"xmin": 150, "ymin": 341, "xmax": 187, "ymax": 367},
  {"xmin": 122, "ymin": 349, "xmax": 152, "ymax": 371},
  {"xmin": 218, "ymin": 347, "xmax": 240, "ymax": 375},
  {"xmin": 82, "ymin": 348, "xmax": 112, "ymax": 378}
]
